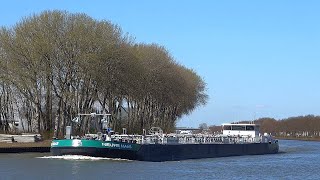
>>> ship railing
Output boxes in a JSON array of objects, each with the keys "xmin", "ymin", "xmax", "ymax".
[
  {"xmin": 221, "ymin": 136, "xmax": 262, "ymax": 144},
  {"xmin": 139, "ymin": 134, "xmax": 260, "ymax": 145},
  {"xmin": 168, "ymin": 134, "xmax": 265, "ymax": 144}
]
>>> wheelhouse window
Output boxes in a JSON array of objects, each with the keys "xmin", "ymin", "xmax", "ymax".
[
  {"xmin": 231, "ymin": 125, "xmax": 246, "ymax": 131},
  {"xmin": 245, "ymin": 126, "xmax": 255, "ymax": 131},
  {"xmin": 223, "ymin": 125, "xmax": 231, "ymax": 130}
]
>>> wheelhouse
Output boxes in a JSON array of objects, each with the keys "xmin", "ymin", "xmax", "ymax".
[{"xmin": 222, "ymin": 123, "xmax": 260, "ymax": 137}]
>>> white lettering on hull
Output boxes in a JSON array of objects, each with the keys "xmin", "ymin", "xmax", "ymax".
[
  {"xmin": 72, "ymin": 140, "xmax": 82, "ymax": 147},
  {"xmin": 102, "ymin": 143, "xmax": 132, "ymax": 149},
  {"xmin": 51, "ymin": 142, "xmax": 59, "ymax": 146}
]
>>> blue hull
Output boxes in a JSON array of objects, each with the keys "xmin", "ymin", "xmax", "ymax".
[{"xmin": 51, "ymin": 142, "xmax": 279, "ymax": 162}]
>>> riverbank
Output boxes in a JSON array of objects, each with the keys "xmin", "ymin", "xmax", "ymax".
[
  {"xmin": 276, "ymin": 136, "xmax": 320, "ymax": 142},
  {"xmin": 0, "ymin": 140, "xmax": 51, "ymax": 147},
  {"xmin": 0, "ymin": 140, "xmax": 50, "ymax": 153}
]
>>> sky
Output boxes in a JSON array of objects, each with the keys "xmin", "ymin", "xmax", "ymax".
[{"xmin": 1, "ymin": 1, "xmax": 320, "ymax": 127}]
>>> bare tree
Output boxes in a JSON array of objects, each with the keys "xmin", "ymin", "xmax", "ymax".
[{"xmin": 0, "ymin": 10, "xmax": 208, "ymax": 136}]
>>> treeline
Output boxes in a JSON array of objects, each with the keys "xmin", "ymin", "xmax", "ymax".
[
  {"xmin": 208, "ymin": 115, "xmax": 320, "ymax": 138},
  {"xmin": 0, "ymin": 11, "xmax": 207, "ymax": 136},
  {"xmin": 256, "ymin": 115, "xmax": 320, "ymax": 138}
]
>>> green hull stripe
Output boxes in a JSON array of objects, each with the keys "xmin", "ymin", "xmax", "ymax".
[{"xmin": 51, "ymin": 139, "xmax": 141, "ymax": 151}]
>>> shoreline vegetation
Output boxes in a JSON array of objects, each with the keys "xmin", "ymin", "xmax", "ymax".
[{"xmin": 0, "ymin": 10, "xmax": 207, "ymax": 137}]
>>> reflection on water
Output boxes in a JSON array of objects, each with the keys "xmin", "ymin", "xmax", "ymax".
[
  {"xmin": 71, "ymin": 161, "xmax": 80, "ymax": 175},
  {"xmin": 0, "ymin": 140, "xmax": 320, "ymax": 180}
]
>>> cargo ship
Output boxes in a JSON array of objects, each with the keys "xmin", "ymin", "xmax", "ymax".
[{"xmin": 51, "ymin": 113, "xmax": 279, "ymax": 162}]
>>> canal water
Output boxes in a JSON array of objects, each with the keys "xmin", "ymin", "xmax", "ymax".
[{"xmin": 0, "ymin": 140, "xmax": 319, "ymax": 180}]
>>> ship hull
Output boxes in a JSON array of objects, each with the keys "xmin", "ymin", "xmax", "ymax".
[
  {"xmin": 136, "ymin": 143, "xmax": 278, "ymax": 161},
  {"xmin": 51, "ymin": 139, "xmax": 279, "ymax": 162}
]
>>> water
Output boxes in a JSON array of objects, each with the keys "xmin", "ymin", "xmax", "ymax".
[{"xmin": 0, "ymin": 140, "xmax": 319, "ymax": 180}]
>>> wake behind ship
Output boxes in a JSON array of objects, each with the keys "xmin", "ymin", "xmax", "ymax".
[{"xmin": 51, "ymin": 113, "xmax": 279, "ymax": 162}]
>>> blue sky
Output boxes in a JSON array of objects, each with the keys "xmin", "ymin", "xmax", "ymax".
[{"xmin": 1, "ymin": 1, "xmax": 320, "ymax": 127}]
